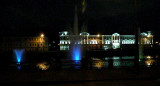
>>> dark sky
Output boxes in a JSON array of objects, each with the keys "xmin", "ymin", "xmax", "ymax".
[{"xmin": 0, "ymin": 0, "xmax": 159, "ymax": 43}]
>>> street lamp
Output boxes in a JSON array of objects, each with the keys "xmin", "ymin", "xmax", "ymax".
[
  {"xmin": 41, "ymin": 33, "xmax": 44, "ymax": 38},
  {"xmin": 97, "ymin": 34, "xmax": 100, "ymax": 37},
  {"xmin": 40, "ymin": 33, "xmax": 45, "ymax": 52}
]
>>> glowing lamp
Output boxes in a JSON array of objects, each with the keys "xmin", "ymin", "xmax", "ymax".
[
  {"xmin": 41, "ymin": 34, "xmax": 44, "ymax": 37},
  {"xmin": 155, "ymin": 41, "xmax": 158, "ymax": 44},
  {"xmin": 147, "ymin": 35, "xmax": 151, "ymax": 37}
]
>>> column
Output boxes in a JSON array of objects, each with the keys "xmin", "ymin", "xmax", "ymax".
[
  {"xmin": 87, "ymin": 35, "xmax": 89, "ymax": 44},
  {"xmin": 102, "ymin": 35, "xmax": 104, "ymax": 44},
  {"xmin": 152, "ymin": 36, "xmax": 153, "ymax": 44}
]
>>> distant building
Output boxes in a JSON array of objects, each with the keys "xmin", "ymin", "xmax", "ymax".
[
  {"xmin": 59, "ymin": 31, "xmax": 153, "ymax": 50},
  {"xmin": 59, "ymin": 4, "xmax": 153, "ymax": 51},
  {"xmin": 0, "ymin": 35, "xmax": 49, "ymax": 52}
]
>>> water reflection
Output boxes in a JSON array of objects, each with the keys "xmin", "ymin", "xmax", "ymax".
[
  {"xmin": 145, "ymin": 60, "xmax": 155, "ymax": 67},
  {"xmin": 36, "ymin": 62, "xmax": 50, "ymax": 70},
  {"xmin": 17, "ymin": 65, "xmax": 21, "ymax": 70},
  {"xmin": 121, "ymin": 61, "xmax": 134, "ymax": 67},
  {"xmin": 105, "ymin": 56, "xmax": 135, "ymax": 68},
  {"xmin": 92, "ymin": 55, "xmax": 158, "ymax": 68},
  {"xmin": 92, "ymin": 58, "xmax": 105, "ymax": 69},
  {"xmin": 91, "ymin": 56, "xmax": 135, "ymax": 69},
  {"xmin": 113, "ymin": 60, "xmax": 121, "ymax": 68},
  {"xmin": 73, "ymin": 60, "xmax": 81, "ymax": 69},
  {"xmin": 121, "ymin": 56, "xmax": 135, "ymax": 59},
  {"xmin": 146, "ymin": 56, "xmax": 152, "ymax": 59},
  {"xmin": 140, "ymin": 55, "xmax": 158, "ymax": 67},
  {"xmin": 13, "ymin": 55, "xmax": 159, "ymax": 70},
  {"xmin": 101, "ymin": 55, "xmax": 158, "ymax": 68}
]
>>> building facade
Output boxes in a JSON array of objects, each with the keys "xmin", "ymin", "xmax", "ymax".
[
  {"xmin": 0, "ymin": 36, "xmax": 48, "ymax": 52},
  {"xmin": 59, "ymin": 31, "xmax": 153, "ymax": 50}
]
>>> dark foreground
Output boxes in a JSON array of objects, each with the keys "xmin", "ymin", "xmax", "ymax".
[{"xmin": 1, "ymin": 65, "xmax": 160, "ymax": 86}]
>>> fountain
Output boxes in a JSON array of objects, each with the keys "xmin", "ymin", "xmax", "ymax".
[
  {"xmin": 72, "ymin": 45, "xmax": 81, "ymax": 61},
  {"xmin": 14, "ymin": 49, "xmax": 24, "ymax": 64},
  {"xmin": 71, "ymin": 4, "xmax": 82, "ymax": 61}
]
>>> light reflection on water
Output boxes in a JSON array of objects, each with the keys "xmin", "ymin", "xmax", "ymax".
[
  {"xmin": 73, "ymin": 60, "xmax": 81, "ymax": 69},
  {"xmin": 92, "ymin": 58, "xmax": 106, "ymax": 69},
  {"xmin": 17, "ymin": 65, "xmax": 21, "ymax": 70},
  {"xmin": 142, "ymin": 55, "xmax": 158, "ymax": 67},
  {"xmin": 36, "ymin": 62, "xmax": 50, "ymax": 70},
  {"xmin": 59, "ymin": 56, "xmax": 157, "ymax": 69},
  {"xmin": 17, "ymin": 55, "xmax": 159, "ymax": 70},
  {"xmin": 145, "ymin": 60, "xmax": 155, "ymax": 67}
]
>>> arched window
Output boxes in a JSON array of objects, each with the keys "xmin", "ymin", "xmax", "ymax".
[{"xmin": 122, "ymin": 40, "xmax": 124, "ymax": 44}]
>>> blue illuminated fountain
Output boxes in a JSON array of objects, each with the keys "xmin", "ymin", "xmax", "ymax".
[
  {"xmin": 72, "ymin": 45, "xmax": 81, "ymax": 61},
  {"xmin": 71, "ymin": 45, "xmax": 82, "ymax": 69},
  {"xmin": 71, "ymin": 4, "xmax": 82, "ymax": 61},
  {"xmin": 14, "ymin": 49, "xmax": 24, "ymax": 64}
]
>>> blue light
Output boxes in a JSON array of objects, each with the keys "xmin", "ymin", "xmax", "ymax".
[
  {"xmin": 72, "ymin": 45, "xmax": 81, "ymax": 61},
  {"xmin": 14, "ymin": 49, "xmax": 24, "ymax": 64},
  {"xmin": 73, "ymin": 60, "xmax": 81, "ymax": 69},
  {"xmin": 17, "ymin": 65, "xmax": 21, "ymax": 70}
]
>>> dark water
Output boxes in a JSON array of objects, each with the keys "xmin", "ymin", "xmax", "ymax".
[{"xmin": 2, "ymin": 55, "xmax": 159, "ymax": 71}]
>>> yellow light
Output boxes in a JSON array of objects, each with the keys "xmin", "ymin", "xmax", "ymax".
[
  {"xmin": 41, "ymin": 34, "xmax": 44, "ymax": 37},
  {"xmin": 155, "ymin": 41, "xmax": 158, "ymax": 44},
  {"xmin": 145, "ymin": 59, "xmax": 154, "ymax": 67},
  {"xmin": 36, "ymin": 62, "xmax": 50, "ymax": 70},
  {"xmin": 97, "ymin": 34, "xmax": 100, "ymax": 37},
  {"xmin": 93, "ymin": 58, "xmax": 104, "ymax": 69},
  {"xmin": 147, "ymin": 35, "xmax": 151, "ymax": 37},
  {"xmin": 146, "ymin": 56, "xmax": 151, "ymax": 59}
]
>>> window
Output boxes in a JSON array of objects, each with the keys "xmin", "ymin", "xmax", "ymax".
[
  {"xmin": 65, "ymin": 41, "xmax": 67, "ymax": 44},
  {"xmin": 61, "ymin": 41, "xmax": 64, "ymax": 44}
]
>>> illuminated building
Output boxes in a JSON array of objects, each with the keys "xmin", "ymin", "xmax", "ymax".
[
  {"xmin": 140, "ymin": 31, "xmax": 154, "ymax": 45},
  {"xmin": 59, "ymin": 3, "xmax": 153, "ymax": 51},
  {"xmin": 0, "ymin": 36, "xmax": 48, "ymax": 52},
  {"xmin": 59, "ymin": 31, "xmax": 153, "ymax": 50}
]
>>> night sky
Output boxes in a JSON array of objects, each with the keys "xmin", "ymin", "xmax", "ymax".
[{"xmin": 0, "ymin": 0, "xmax": 159, "ymax": 43}]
